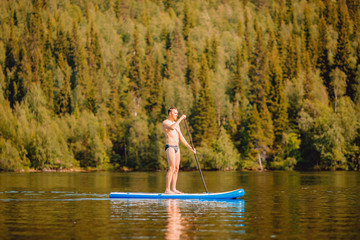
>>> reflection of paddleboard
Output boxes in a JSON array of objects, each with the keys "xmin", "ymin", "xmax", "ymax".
[{"xmin": 109, "ymin": 188, "xmax": 245, "ymax": 199}]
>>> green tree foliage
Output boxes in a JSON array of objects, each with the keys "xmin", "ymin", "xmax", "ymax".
[
  {"xmin": 334, "ymin": 2, "xmax": 354, "ymax": 99},
  {"xmin": 0, "ymin": 0, "xmax": 360, "ymax": 171},
  {"xmin": 248, "ymin": 25, "xmax": 268, "ymax": 108},
  {"xmin": 191, "ymin": 54, "xmax": 217, "ymax": 146},
  {"xmin": 268, "ymin": 48, "xmax": 288, "ymax": 148},
  {"xmin": 128, "ymin": 26, "xmax": 143, "ymax": 98},
  {"xmin": 317, "ymin": 16, "xmax": 332, "ymax": 97}
]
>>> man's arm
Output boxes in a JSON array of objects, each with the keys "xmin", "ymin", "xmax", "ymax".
[
  {"xmin": 163, "ymin": 115, "xmax": 186, "ymax": 130},
  {"xmin": 178, "ymin": 126, "xmax": 196, "ymax": 154}
]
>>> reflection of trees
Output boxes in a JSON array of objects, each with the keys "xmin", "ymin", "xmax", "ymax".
[{"xmin": 165, "ymin": 199, "xmax": 187, "ymax": 240}]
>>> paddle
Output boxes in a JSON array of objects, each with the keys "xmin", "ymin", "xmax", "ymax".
[{"xmin": 184, "ymin": 118, "xmax": 208, "ymax": 193}]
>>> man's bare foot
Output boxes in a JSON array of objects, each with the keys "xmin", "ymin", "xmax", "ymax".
[
  {"xmin": 172, "ymin": 190, "xmax": 184, "ymax": 194},
  {"xmin": 164, "ymin": 190, "xmax": 175, "ymax": 194}
]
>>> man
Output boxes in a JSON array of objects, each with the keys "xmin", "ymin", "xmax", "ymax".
[{"xmin": 162, "ymin": 107, "xmax": 196, "ymax": 194}]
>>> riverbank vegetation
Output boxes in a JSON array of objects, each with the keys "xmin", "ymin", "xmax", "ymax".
[{"xmin": 1, "ymin": 0, "xmax": 360, "ymax": 171}]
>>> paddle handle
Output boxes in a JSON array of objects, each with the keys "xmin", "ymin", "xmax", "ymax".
[{"xmin": 184, "ymin": 118, "xmax": 208, "ymax": 193}]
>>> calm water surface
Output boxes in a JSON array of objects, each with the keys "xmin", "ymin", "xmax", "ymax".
[{"xmin": 0, "ymin": 171, "xmax": 359, "ymax": 239}]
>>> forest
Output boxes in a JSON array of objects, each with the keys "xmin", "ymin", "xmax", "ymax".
[{"xmin": 0, "ymin": 0, "xmax": 359, "ymax": 171}]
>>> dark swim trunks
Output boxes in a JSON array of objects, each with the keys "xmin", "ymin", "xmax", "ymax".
[{"xmin": 165, "ymin": 144, "xmax": 179, "ymax": 153}]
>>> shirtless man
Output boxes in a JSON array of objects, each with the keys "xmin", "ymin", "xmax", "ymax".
[{"xmin": 162, "ymin": 107, "xmax": 196, "ymax": 194}]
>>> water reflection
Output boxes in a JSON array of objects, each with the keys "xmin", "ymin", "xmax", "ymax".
[
  {"xmin": 165, "ymin": 199, "xmax": 245, "ymax": 239},
  {"xmin": 165, "ymin": 199, "xmax": 185, "ymax": 240},
  {"xmin": 109, "ymin": 198, "xmax": 245, "ymax": 239}
]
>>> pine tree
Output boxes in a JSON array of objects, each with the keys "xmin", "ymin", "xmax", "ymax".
[
  {"xmin": 128, "ymin": 26, "xmax": 143, "ymax": 98},
  {"xmin": 59, "ymin": 70, "xmax": 71, "ymax": 115},
  {"xmin": 54, "ymin": 17, "xmax": 68, "ymax": 63},
  {"xmin": 323, "ymin": 0, "xmax": 337, "ymax": 26},
  {"xmin": 108, "ymin": 60, "xmax": 120, "ymax": 117},
  {"xmin": 317, "ymin": 16, "xmax": 332, "ymax": 97},
  {"xmin": 284, "ymin": 31, "xmax": 299, "ymax": 80},
  {"xmin": 183, "ymin": 0, "xmax": 192, "ymax": 42},
  {"xmin": 86, "ymin": 83, "xmax": 97, "ymax": 114},
  {"xmin": 334, "ymin": 2, "xmax": 354, "ymax": 99},
  {"xmin": 247, "ymin": 104, "xmax": 264, "ymax": 158},
  {"xmin": 285, "ymin": 0, "xmax": 294, "ymax": 24},
  {"xmin": 244, "ymin": 8, "xmax": 251, "ymax": 60},
  {"xmin": 10, "ymin": 46, "xmax": 32, "ymax": 107},
  {"xmin": 303, "ymin": 52, "xmax": 313, "ymax": 100},
  {"xmin": 210, "ymin": 34, "xmax": 218, "ymax": 71},
  {"xmin": 147, "ymin": 58, "xmax": 164, "ymax": 120},
  {"xmin": 113, "ymin": 0, "xmax": 122, "ymax": 20},
  {"xmin": 44, "ymin": 14, "xmax": 54, "ymax": 63},
  {"xmin": 259, "ymin": 96, "xmax": 275, "ymax": 152},
  {"xmin": 276, "ymin": 26, "xmax": 286, "ymax": 78},
  {"xmin": 203, "ymin": 37, "xmax": 212, "ymax": 70},
  {"xmin": 191, "ymin": 54, "xmax": 217, "ymax": 146},
  {"xmin": 164, "ymin": 0, "xmax": 171, "ymax": 10},
  {"xmin": 69, "ymin": 20, "xmax": 87, "ymax": 90},
  {"xmin": 230, "ymin": 47, "xmax": 244, "ymax": 124},
  {"xmin": 268, "ymin": 48, "xmax": 288, "ymax": 147},
  {"xmin": 185, "ymin": 38, "xmax": 198, "ymax": 95},
  {"xmin": 143, "ymin": 28, "xmax": 153, "ymax": 93},
  {"xmin": 303, "ymin": 5, "xmax": 317, "ymax": 65},
  {"xmin": 4, "ymin": 19, "xmax": 18, "ymax": 77},
  {"xmin": 89, "ymin": 22, "xmax": 104, "ymax": 70},
  {"xmin": 248, "ymin": 25, "xmax": 269, "ymax": 108},
  {"xmin": 163, "ymin": 50, "xmax": 173, "ymax": 80}
]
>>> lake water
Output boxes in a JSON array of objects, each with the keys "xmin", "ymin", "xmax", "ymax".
[{"xmin": 0, "ymin": 171, "xmax": 359, "ymax": 239}]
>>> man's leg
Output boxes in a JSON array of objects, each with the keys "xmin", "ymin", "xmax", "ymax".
[
  {"xmin": 165, "ymin": 148, "xmax": 176, "ymax": 194},
  {"xmin": 171, "ymin": 149, "xmax": 183, "ymax": 194}
]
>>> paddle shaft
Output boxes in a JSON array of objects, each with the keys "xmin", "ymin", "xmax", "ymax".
[{"xmin": 184, "ymin": 118, "xmax": 208, "ymax": 193}]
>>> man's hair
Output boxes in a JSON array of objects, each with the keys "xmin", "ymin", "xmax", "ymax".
[{"xmin": 168, "ymin": 107, "xmax": 177, "ymax": 115}]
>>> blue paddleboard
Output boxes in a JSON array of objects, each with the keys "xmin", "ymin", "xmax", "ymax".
[{"xmin": 109, "ymin": 188, "xmax": 244, "ymax": 199}]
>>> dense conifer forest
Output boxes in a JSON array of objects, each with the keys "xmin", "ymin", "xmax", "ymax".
[{"xmin": 0, "ymin": 0, "xmax": 360, "ymax": 171}]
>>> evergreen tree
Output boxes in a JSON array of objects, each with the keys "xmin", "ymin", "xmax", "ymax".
[
  {"xmin": 303, "ymin": 52, "xmax": 314, "ymax": 100},
  {"xmin": 284, "ymin": 31, "xmax": 299, "ymax": 80},
  {"xmin": 185, "ymin": 38, "xmax": 198, "ymax": 95},
  {"xmin": 334, "ymin": 2, "xmax": 354, "ymax": 100},
  {"xmin": 147, "ymin": 58, "xmax": 164, "ymax": 120},
  {"xmin": 113, "ymin": 0, "xmax": 122, "ymax": 20},
  {"xmin": 230, "ymin": 47, "xmax": 244, "ymax": 124},
  {"xmin": 128, "ymin": 26, "xmax": 143, "ymax": 98},
  {"xmin": 303, "ymin": 5, "xmax": 317, "ymax": 65},
  {"xmin": 259, "ymin": 96, "xmax": 275, "ymax": 153},
  {"xmin": 317, "ymin": 16, "xmax": 332, "ymax": 96},
  {"xmin": 108, "ymin": 60, "xmax": 120, "ymax": 117},
  {"xmin": 54, "ymin": 17, "xmax": 68, "ymax": 63},
  {"xmin": 210, "ymin": 34, "xmax": 218, "ymax": 71},
  {"xmin": 143, "ymin": 28, "xmax": 154, "ymax": 103},
  {"xmin": 248, "ymin": 25, "xmax": 269, "ymax": 108},
  {"xmin": 191, "ymin": 54, "xmax": 217, "ymax": 146},
  {"xmin": 285, "ymin": 0, "xmax": 294, "ymax": 24},
  {"xmin": 268, "ymin": 48, "xmax": 288, "ymax": 147},
  {"xmin": 163, "ymin": 50, "xmax": 173, "ymax": 80},
  {"xmin": 59, "ymin": 71, "xmax": 71, "ymax": 115},
  {"xmin": 244, "ymin": 8, "xmax": 251, "ymax": 60},
  {"xmin": 247, "ymin": 104, "xmax": 264, "ymax": 158},
  {"xmin": 4, "ymin": 19, "xmax": 18, "ymax": 78},
  {"xmin": 164, "ymin": 0, "xmax": 171, "ymax": 10},
  {"xmin": 89, "ymin": 22, "xmax": 104, "ymax": 70},
  {"xmin": 183, "ymin": 0, "xmax": 192, "ymax": 42},
  {"xmin": 10, "ymin": 46, "xmax": 32, "ymax": 107},
  {"xmin": 68, "ymin": 20, "xmax": 87, "ymax": 90}
]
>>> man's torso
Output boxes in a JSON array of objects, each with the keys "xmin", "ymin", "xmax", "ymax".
[{"xmin": 162, "ymin": 119, "xmax": 180, "ymax": 145}]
